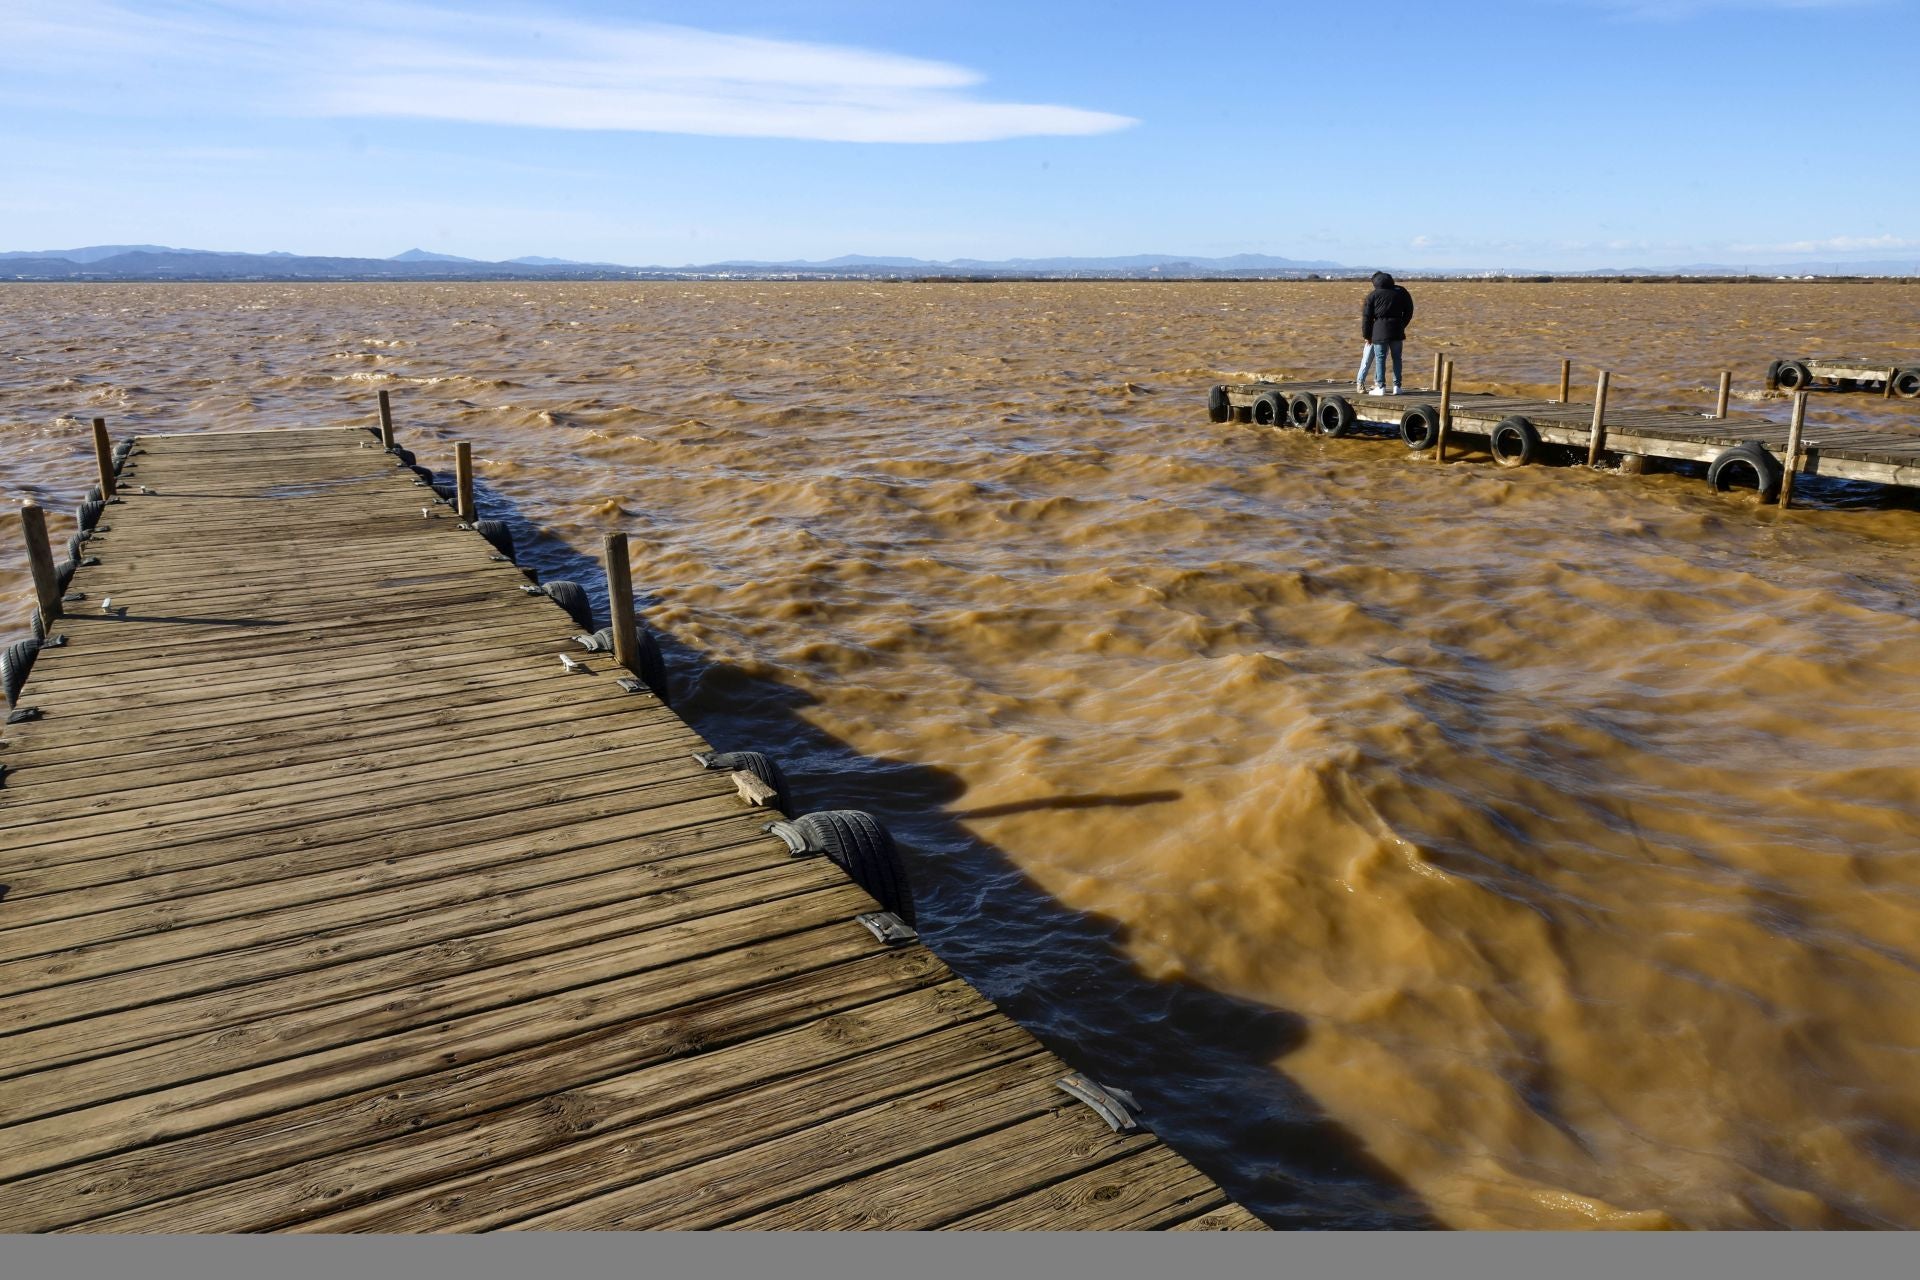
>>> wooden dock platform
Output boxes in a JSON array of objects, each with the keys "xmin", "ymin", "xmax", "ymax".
[
  {"xmin": 1212, "ymin": 368, "xmax": 1920, "ymax": 497},
  {"xmin": 0, "ymin": 423, "xmax": 1262, "ymax": 1232},
  {"xmin": 1767, "ymin": 355, "xmax": 1920, "ymax": 398}
]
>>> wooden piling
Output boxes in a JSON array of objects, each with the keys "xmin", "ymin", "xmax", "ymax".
[
  {"xmin": 1780, "ymin": 391, "xmax": 1809, "ymax": 509},
  {"xmin": 1431, "ymin": 351, "xmax": 1444, "ymax": 392},
  {"xmin": 1558, "ymin": 359, "xmax": 1571, "ymax": 403},
  {"xmin": 1586, "ymin": 372, "xmax": 1611, "ymax": 466},
  {"xmin": 19, "ymin": 499, "xmax": 62, "ymax": 627},
  {"xmin": 1886, "ymin": 374, "xmax": 1896, "ymax": 400},
  {"xmin": 91, "ymin": 418, "xmax": 117, "ymax": 500},
  {"xmin": 604, "ymin": 531, "xmax": 641, "ymax": 676},
  {"xmin": 454, "ymin": 441, "xmax": 476, "ymax": 524},
  {"xmin": 377, "ymin": 389, "xmax": 396, "ymax": 449},
  {"xmin": 1436, "ymin": 360, "xmax": 1455, "ymax": 462},
  {"xmin": 1715, "ymin": 371, "xmax": 1732, "ymax": 419}
]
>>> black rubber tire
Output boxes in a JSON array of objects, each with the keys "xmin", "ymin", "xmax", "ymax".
[
  {"xmin": 1894, "ymin": 368, "xmax": 1920, "ymax": 399},
  {"xmin": 408, "ymin": 465, "xmax": 435, "ymax": 484},
  {"xmin": 3, "ymin": 637, "xmax": 41, "ymax": 706},
  {"xmin": 65, "ymin": 533, "xmax": 84, "ymax": 562},
  {"xmin": 391, "ymin": 448, "xmax": 416, "ymax": 467},
  {"xmin": 86, "ymin": 485, "xmax": 103, "ymax": 505},
  {"xmin": 56, "ymin": 559, "xmax": 76, "ymax": 593},
  {"xmin": 77, "ymin": 498, "xmax": 104, "ymax": 532},
  {"xmin": 430, "ymin": 482, "xmax": 455, "ymax": 503},
  {"xmin": 1286, "ymin": 392, "xmax": 1318, "ymax": 430},
  {"xmin": 1399, "ymin": 405, "xmax": 1440, "ymax": 449},
  {"xmin": 1707, "ymin": 442, "xmax": 1783, "ymax": 502},
  {"xmin": 1490, "ymin": 416, "xmax": 1540, "ymax": 468},
  {"xmin": 635, "ymin": 624, "xmax": 669, "ymax": 704},
  {"xmin": 473, "ymin": 518, "xmax": 515, "ymax": 560},
  {"xmin": 1251, "ymin": 391, "xmax": 1288, "ymax": 427},
  {"xmin": 541, "ymin": 579, "xmax": 595, "ymax": 631},
  {"xmin": 790, "ymin": 810, "xmax": 916, "ymax": 925},
  {"xmin": 706, "ymin": 750, "xmax": 790, "ymax": 814},
  {"xmin": 1315, "ymin": 395, "xmax": 1356, "ymax": 437},
  {"xmin": 30, "ymin": 609, "xmax": 44, "ymax": 641},
  {"xmin": 1776, "ymin": 360, "xmax": 1812, "ymax": 392},
  {"xmin": 1763, "ymin": 360, "xmax": 1783, "ymax": 391},
  {"xmin": 1206, "ymin": 385, "xmax": 1231, "ymax": 424}
]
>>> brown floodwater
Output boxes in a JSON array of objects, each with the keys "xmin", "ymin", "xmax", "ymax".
[{"xmin": 3, "ymin": 281, "xmax": 1920, "ymax": 1229}]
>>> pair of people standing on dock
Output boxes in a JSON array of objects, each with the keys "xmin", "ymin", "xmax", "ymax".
[{"xmin": 1356, "ymin": 272, "xmax": 1414, "ymax": 395}]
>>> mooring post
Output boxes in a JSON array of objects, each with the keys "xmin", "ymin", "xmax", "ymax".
[
  {"xmin": 604, "ymin": 531, "xmax": 640, "ymax": 676},
  {"xmin": 1586, "ymin": 372, "xmax": 1611, "ymax": 467},
  {"xmin": 454, "ymin": 441, "xmax": 476, "ymax": 525},
  {"xmin": 1435, "ymin": 360, "xmax": 1455, "ymax": 462},
  {"xmin": 1715, "ymin": 371, "xmax": 1732, "ymax": 418},
  {"xmin": 1780, "ymin": 391, "xmax": 1809, "ymax": 509},
  {"xmin": 20, "ymin": 500, "xmax": 62, "ymax": 627},
  {"xmin": 91, "ymin": 418, "xmax": 117, "ymax": 500},
  {"xmin": 377, "ymin": 389, "xmax": 396, "ymax": 450},
  {"xmin": 1885, "ymin": 371, "xmax": 1896, "ymax": 400},
  {"xmin": 1558, "ymin": 359, "xmax": 1571, "ymax": 403},
  {"xmin": 1431, "ymin": 351, "xmax": 1444, "ymax": 392}
]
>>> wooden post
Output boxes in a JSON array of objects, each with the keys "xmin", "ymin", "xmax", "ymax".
[
  {"xmin": 604, "ymin": 531, "xmax": 640, "ymax": 675},
  {"xmin": 91, "ymin": 418, "xmax": 117, "ymax": 499},
  {"xmin": 1435, "ymin": 360, "xmax": 1454, "ymax": 462},
  {"xmin": 1431, "ymin": 351, "xmax": 1444, "ymax": 392},
  {"xmin": 1715, "ymin": 371, "xmax": 1732, "ymax": 418},
  {"xmin": 1558, "ymin": 359, "xmax": 1571, "ymax": 403},
  {"xmin": 454, "ymin": 441, "xmax": 476, "ymax": 524},
  {"xmin": 377, "ymin": 389, "xmax": 395, "ymax": 450},
  {"xmin": 1780, "ymin": 391, "xmax": 1808, "ymax": 509},
  {"xmin": 1586, "ymin": 372, "xmax": 1611, "ymax": 466},
  {"xmin": 19, "ymin": 500, "xmax": 62, "ymax": 627},
  {"xmin": 1885, "ymin": 370, "xmax": 1895, "ymax": 400}
]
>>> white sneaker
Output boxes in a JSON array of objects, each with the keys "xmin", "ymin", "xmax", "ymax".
[
  {"xmin": 1365, "ymin": 385, "xmax": 1386, "ymax": 396},
  {"xmin": 1355, "ymin": 380, "xmax": 1366, "ymax": 392},
  {"xmin": 1390, "ymin": 385, "xmax": 1402, "ymax": 395}
]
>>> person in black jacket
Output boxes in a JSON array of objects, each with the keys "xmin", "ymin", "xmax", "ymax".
[{"xmin": 1356, "ymin": 271, "xmax": 1415, "ymax": 395}]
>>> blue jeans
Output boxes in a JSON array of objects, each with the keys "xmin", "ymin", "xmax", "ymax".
[{"xmin": 1357, "ymin": 340, "xmax": 1403, "ymax": 389}]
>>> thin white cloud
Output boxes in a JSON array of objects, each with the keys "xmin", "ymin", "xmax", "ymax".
[
  {"xmin": 2, "ymin": 0, "xmax": 1136, "ymax": 144},
  {"xmin": 1728, "ymin": 234, "xmax": 1920, "ymax": 254}
]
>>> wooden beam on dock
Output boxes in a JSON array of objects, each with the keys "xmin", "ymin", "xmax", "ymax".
[
  {"xmin": 1780, "ymin": 391, "xmax": 1809, "ymax": 509},
  {"xmin": 377, "ymin": 389, "xmax": 396, "ymax": 450},
  {"xmin": 1586, "ymin": 371, "xmax": 1611, "ymax": 467},
  {"xmin": 1558, "ymin": 359, "xmax": 1571, "ymax": 404},
  {"xmin": 17, "ymin": 500, "xmax": 61, "ymax": 632},
  {"xmin": 604, "ymin": 530, "xmax": 641, "ymax": 677},
  {"xmin": 454, "ymin": 440, "xmax": 476, "ymax": 525},
  {"xmin": 1435, "ymin": 360, "xmax": 1454, "ymax": 462},
  {"xmin": 1715, "ymin": 371, "xmax": 1732, "ymax": 419},
  {"xmin": 90, "ymin": 418, "xmax": 116, "ymax": 500}
]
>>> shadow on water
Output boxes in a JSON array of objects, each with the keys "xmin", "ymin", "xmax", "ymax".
[{"xmin": 467, "ymin": 473, "xmax": 1438, "ymax": 1229}]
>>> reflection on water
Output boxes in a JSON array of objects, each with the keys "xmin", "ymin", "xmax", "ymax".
[{"xmin": 3, "ymin": 282, "xmax": 1919, "ymax": 1228}]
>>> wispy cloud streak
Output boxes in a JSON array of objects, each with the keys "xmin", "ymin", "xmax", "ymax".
[{"xmin": 3, "ymin": 1, "xmax": 1137, "ymax": 143}]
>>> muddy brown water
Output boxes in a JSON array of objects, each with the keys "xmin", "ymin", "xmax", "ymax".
[{"xmin": 4, "ymin": 282, "xmax": 1919, "ymax": 1229}]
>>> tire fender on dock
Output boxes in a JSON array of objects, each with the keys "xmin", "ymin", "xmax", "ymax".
[
  {"xmin": 1207, "ymin": 385, "xmax": 1232, "ymax": 423},
  {"xmin": 1399, "ymin": 405, "xmax": 1441, "ymax": 450},
  {"xmin": 1251, "ymin": 391, "xmax": 1288, "ymax": 427},
  {"xmin": 770, "ymin": 810, "xmax": 917, "ymax": 925},
  {"xmin": 1315, "ymin": 396, "xmax": 1357, "ymax": 437},
  {"xmin": 1707, "ymin": 441, "xmax": 1784, "ymax": 502},
  {"xmin": 1286, "ymin": 392, "xmax": 1319, "ymax": 430},
  {"xmin": 1491, "ymin": 416, "xmax": 1541, "ymax": 468}
]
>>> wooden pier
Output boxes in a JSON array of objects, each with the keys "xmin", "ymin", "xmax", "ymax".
[
  {"xmin": 1211, "ymin": 364, "xmax": 1920, "ymax": 500},
  {"xmin": 1767, "ymin": 355, "xmax": 1920, "ymax": 398},
  {"xmin": 0, "ymin": 420, "xmax": 1262, "ymax": 1232}
]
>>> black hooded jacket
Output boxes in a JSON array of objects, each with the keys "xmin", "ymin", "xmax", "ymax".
[{"xmin": 1360, "ymin": 272, "xmax": 1414, "ymax": 343}]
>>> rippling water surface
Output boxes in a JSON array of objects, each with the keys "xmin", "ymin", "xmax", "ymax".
[{"xmin": 4, "ymin": 282, "xmax": 1920, "ymax": 1229}]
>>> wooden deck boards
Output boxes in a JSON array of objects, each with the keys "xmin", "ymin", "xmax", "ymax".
[{"xmin": 0, "ymin": 426, "xmax": 1262, "ymax": 1233}]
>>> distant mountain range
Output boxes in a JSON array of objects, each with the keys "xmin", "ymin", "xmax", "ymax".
[{"xmin": 1, "ymin": 245, "xmax": 1914, "ymax": 281}]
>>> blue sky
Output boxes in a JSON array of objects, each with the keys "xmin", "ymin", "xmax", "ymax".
[{"xmin": 2, "ymin": 0, "xmax": 1914, "ymax": 268}]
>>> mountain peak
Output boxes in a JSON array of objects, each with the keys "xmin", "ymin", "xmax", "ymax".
[{"xmin": 390, "ymin": 248, "xmax": 481, "ymax": 263}]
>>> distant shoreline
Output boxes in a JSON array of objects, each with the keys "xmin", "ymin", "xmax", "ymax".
[{"xmin": 4, "ymin": 273, "xmax": 1916, "ymax": 285}]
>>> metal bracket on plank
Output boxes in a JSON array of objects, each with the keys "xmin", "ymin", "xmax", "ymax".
[
  {"xmin": 518, "ymin": 584, "xmax": 544, "ymax": 596},
  {"xmin": 80, "ymin": 557, "xmax": 100, "ymax": 567},
  {"xmin": 856, "ymin": 911, "xmax": 919, "ymax": 946},
  {"xmin": 764, "ymin": 820, "xmax": 821, "ymax": 857},
  {"xmin": 614, "ymin": 676, "xmax": 647, "ymax": 695},
  {"xmin": 574, "ymin": 631, "xmax": 614, "ymax": 653},
  {"xmin": 558, "ymin": 654, "xmax": 588, "ymax": 674},
  {"xmin": 62, "ymin": 592, "xmax": 85, "ymax": 603},
  {"xmin": 488, "ymin": 553, "xmax": 511, "ymax": 563},
  {"xmin": 42, "ymin": 634, "xmax": 66, "ymax": 648},
  {"xmin": 1054, "ymin": 1074, "xmax": 1142, "ymax": 1134},
  {"xmin": 6, "ymin": 708, "xmax": 42, "ymax": 724}
]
